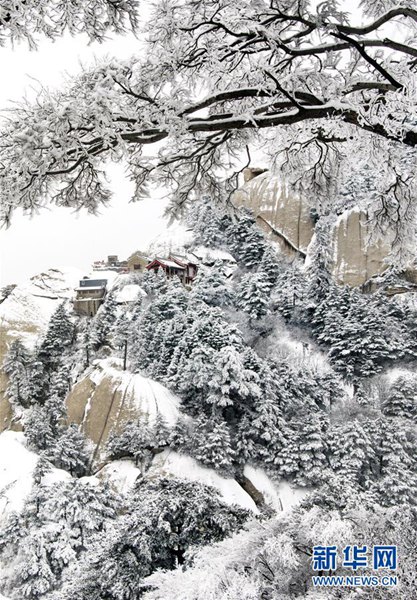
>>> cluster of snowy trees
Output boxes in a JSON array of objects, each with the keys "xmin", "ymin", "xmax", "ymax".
[
  {"xmin": 102, "ymin": 200, "xmax": 417, "ymax": 510},
  {"xmin": 143, "ymin": 503, "xmax": 417, "ymax": 600},
  {"xmin": 0, "ymin": 465, "xmax": 248, "ymax": 600},
  {"xmin": 2, "ymin": 196, "xmax": 417, "ymax": 598},
  {"xmin": 3, "ymin": 303, "xmax": 90, "ymax": 476}
]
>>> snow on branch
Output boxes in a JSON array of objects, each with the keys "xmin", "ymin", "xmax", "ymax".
[
  {"xmin": 0, "ymin": 0, "xmax": 416, "ymax": 259},
  {"xmin": 0, "ymin": 0, "xmax": 139, "ymax": 46}
]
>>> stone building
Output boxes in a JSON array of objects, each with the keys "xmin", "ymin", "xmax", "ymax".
[
  {"xmin": 127, "ymin": 251, "xmax": 150, "ymax": 273},
  {"xmin": 73, "ymin": 278, "xmax": 107, "ymax": 316}
]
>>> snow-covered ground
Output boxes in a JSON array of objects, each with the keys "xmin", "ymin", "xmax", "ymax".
[
  {"xmin": 0, "ymin": 431, "xmax": 70, "ymax": 522},
  {"xmin": 114, "ymin": 283, "xmax": 146, "ymax": 303},
  {"xmin": 148, "ymin": 450, "xmax": 258, "ymax": 511}
]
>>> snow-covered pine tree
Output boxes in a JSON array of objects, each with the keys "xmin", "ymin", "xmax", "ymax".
[
  {"xmin": 189, "ymin": 196, "xmax": 226, "ymax": 248},
  {"xmin": 191, "ymin": 413, "xmax": 236, "ymax": 472},
  {"xmin": 313, "ymin": 284, "xmax": 351, "ymax": 342},
  {"xmin": 371, "ymin": 419, "xmax": 417, "ymax": 507},
  {"xmin": 38, "ymin": 302, "xmax": 74, "ymax": 371},
  {"xmin": 51, "ymin": 424, "xmax": 90, "ymax": 476},
  {"xmin": 3, "ymin": 339, "xmax": 44, "ymax": 407},
  {"xmin": 140, "ymin": 269, "xmax": 168, "ymax": 297},
  {"xmin": 324, "ymin": 290, "xmax": 393, "ymax": 380},
  {"xmin": 236, "ymin": 272, "xmax": 271, "ymax": 321},
  {"xmin": 130, "ymin": 278, "xmax": 189, "ymax": 374},
  {"xmin": 167, "ymin": 415, "xmax": 193, "ymax": 454},
  {"xmin": 248, "ymin": 391, "xmax": 291, "ymax": 473},
  {"xmin": 190, "ymin": 264, "xmax": 234, "ymax": 308},
  {"xmin": 168, "ymin": 303, "xmax": 244, "ymax": 406},
  {"xmin": 24, "ymin": 405, "xmax": 59, "ymax": 452},
  {"xmin": 382, "ymin": 373, "xmax": 417, "ymax": 420},
  {"xmin": 274, "ymin": 425, "xmax": 300, "ymax": 480},
  {"xmin": 304, "ymin": 216, "xmax": 333, "ymax": 320},
  {"xmin": 152, "ymin": 413, "xmax": 171, "ymax": 449},
  {"xmin": 48, "ymin": 479, "xmax": 121, "ymax": 553},
  {"xmin": 112, "ymin": 312, "xmax": 132, "ymax": 370},
  {"xmin": 205, "ymin": 345, "xmax": 260, "ymax": 410},
  {"xmin": 107, "ymin": 420, "xmax": 153, "ymax": 466},
  {"xmin": 55, "ymin": 477, "xmax": 250, "ymax": 599},
  {"xmin": 273, "ymin": 260, "xmax": 307, "ymax": 323},
  {"xmin": 258, "ymin": 245, "xmax": 281, "ymax": 292},
  {"xmin": 227, "ymin": 208, "xmax": 267, "ymax": 269},
  {"xmin": 293, "ymin": 410, "xmax": 329, "ymax": 487},
  {"xmin": 90, "ymin": 291, "xmax": 118, "ymax": 350},
  {"xmin": 404, "ymin": 303, "xmax": 417, "ymax": 358},
  {"xmin": 327, "ymin": 419, "xmax": 376, "ymax": 488}
]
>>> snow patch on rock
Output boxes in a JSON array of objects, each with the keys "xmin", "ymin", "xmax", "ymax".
[
  {"xmin": 244, "ymin": 466, "xmax": 308, "ymax": 513},
  {"xmin": 91, "ymin": 359, "xmax": 180, "ymax": 426},
  {"xmin": 148, "ymin": 450, "xmax": 257, "ymax": 512}
]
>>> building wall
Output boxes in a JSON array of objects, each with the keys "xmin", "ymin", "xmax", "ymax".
[
  {"xmin": 73, "ymin": 298, "xmax": 103, "ymax": 317},
  {"xmin": 127, "ymin": 255, "xmax": 149, "ymax": 272},
  {"xmin": 77, "ymin": 289, "xmax": 104, "ymax": 298}
]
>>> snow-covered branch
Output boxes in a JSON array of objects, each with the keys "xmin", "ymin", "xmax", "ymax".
[
  {"xmin": 0, "ymin": 0, "xmax": 139, "ymax": 46},
  {"xmin": 0, "ymin": 0, "xmax": 416, "ymax": 247}
]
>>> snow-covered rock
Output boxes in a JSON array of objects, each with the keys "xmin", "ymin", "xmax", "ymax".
[
  {"xmin": 66, "ymin": 359, "xmax": 180, "ymax": 461},
  {"xmin": 0, "ymin": 266, "xmax": 82, "ymax": 346},
  {"xmin": 232, "ymin": 173, "xmax": 314, "ymax": 255},
  {"xmin": 329, "ymin": 208, "xmax": 393, "ymax": 287},
  {"xmin": 95, "ymin": 459, "xmax": 141, "ymax": 495}
]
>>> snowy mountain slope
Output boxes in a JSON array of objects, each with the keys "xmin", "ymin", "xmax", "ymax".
[
  {"xmin": 147, "ymin": 222, "xmax": 195, "ymax": 256},
  {"xmin": 0, "ymin": 431, "xmax": 70, "ymax": 523},
  {"xmin": 66, "ymin": 358, "xmax": 180, "ymax": 461},
  {"xmin": 0, "ymin": 267, "xmax": 82, "ymax": 343}
]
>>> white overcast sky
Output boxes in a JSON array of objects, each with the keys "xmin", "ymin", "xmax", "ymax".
[{"xmin": 0, "ymin": 19, "xmax": 171, "ymax": 287}]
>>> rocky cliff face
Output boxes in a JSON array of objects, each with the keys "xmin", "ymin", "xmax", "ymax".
[
  {"xmin": 232, "ymin": 173, "xmax": 315, "ymax": 257},
  {"xmin": 232, "ymin": 172, "xmax": 408, "ymax": 287},
  {"xmin": 65, "ymin": 359, "xmax": 180, "ymax": 462},
  {"xmin": 329, "ymin": 209, "xmax": 393, "ymax": 287}
]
